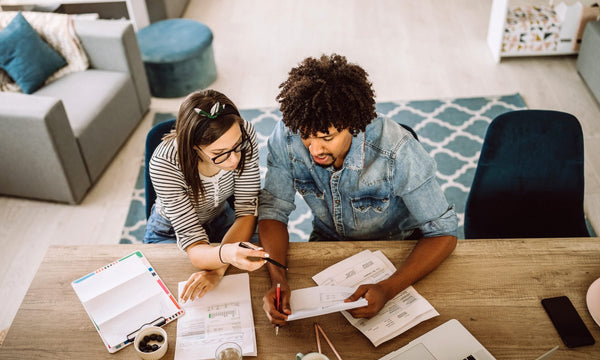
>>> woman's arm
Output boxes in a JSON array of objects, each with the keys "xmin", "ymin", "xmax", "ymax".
[
  {"xmin": 185, "ymin": 215, "xmax": 266, "ymax": 270},
  {"xmin": 181, "ymin": 215, "xmax": 267, "ymax": 302}
]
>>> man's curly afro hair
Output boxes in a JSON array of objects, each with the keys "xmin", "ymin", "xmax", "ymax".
[{"xmin": 276, "ymin": 54, "xmax": 377, "ymax": 138}]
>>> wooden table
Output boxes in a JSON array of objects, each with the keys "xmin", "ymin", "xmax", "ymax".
[{"xmin": 1, "ymin": 239, "xmax": 599, "ymax": 359}]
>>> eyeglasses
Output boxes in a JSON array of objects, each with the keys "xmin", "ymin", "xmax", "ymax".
[{"xmin": 203, "ymin": 137, "xmax": 250, "ymax": 164}]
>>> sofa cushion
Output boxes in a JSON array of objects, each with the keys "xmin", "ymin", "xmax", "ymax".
[
  {"xmin": 0, "ymin": 12, "xmax": 67, "ymax": 94},
  {"xmin": 0, "ymin": 11, "xmax": 90, "ymax": 93},
  {"xmin": 35, "ymin": 69, "xmax": 142, "ymax": 181}
]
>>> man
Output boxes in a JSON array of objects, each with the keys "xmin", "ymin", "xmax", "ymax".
[{"xmin": 258, "ymin": 54, "xmax": 458, "ymax": 327}]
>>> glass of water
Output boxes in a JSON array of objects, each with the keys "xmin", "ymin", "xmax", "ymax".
[{"xmin": 215, "ymin": 342, "xmax": 242, "ymax": 360}]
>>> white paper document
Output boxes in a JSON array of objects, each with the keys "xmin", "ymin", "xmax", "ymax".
[
  {"xmin": 287, "ymin": 285, "xmax": 368, "ymax": 321},
  {"xmin": 175, "ymin": 273, "xmax": 256, "ymax": 360},
  {"xmin": 312, "ymin": 250, "xmax": 439, "ymax": 347}
]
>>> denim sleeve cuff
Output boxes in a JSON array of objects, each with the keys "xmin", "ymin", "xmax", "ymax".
[
  {"xmin": 258, "ymin": 190, "xmax": 296, "ymax": 224},
  {"xmin": 419, "ymin": 205, "xmax": 459, "ymax": 238}
]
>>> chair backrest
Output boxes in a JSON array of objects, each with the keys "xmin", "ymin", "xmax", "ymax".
[
  {"xmin": 464, "ymin": 110, "xmax": 589, "ymax": 238},
  {"xmin": 145, "ymin": 119, "xmax": 176, "ymax": 219},
  {"xmin": 400, "ymin": 124, "xmax": 419, "ymax": 141}
]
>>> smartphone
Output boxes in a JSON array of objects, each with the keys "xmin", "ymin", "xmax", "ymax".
[{"xmin": 541, "ymin": 296, "xmax": 595, "ymax": 348}]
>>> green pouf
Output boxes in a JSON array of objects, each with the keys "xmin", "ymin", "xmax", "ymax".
[{"xmin": 137, "ymin": 19, "xmax": 217, "ymax": 98}]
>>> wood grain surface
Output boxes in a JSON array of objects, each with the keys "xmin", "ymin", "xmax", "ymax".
[{"xmin": 1, "ymin": 238, "xmax": 599, "ymax": 359}]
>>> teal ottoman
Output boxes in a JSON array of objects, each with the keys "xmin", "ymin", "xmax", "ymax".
[{"xmin": 137, "ymin": 19, "xmax": 217, "ymax": 98}]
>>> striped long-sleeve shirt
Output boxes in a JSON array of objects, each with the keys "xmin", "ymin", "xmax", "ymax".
[{"xmin": 149, "ymin": 120, "xmax": 260, "ymax": 250}]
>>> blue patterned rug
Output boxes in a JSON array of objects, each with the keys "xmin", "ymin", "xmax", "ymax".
[{"xmin": 120, "ymin": 93, "xmax": 527, "ymax": 244}]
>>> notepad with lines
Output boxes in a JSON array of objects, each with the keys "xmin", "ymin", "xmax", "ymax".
[{"xmin": 72, "ymin": 250, "xmax": 184, "ymax": 353}]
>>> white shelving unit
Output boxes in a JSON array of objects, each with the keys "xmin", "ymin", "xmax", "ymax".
[{"xmin": 487, "ymin": 0, "xmax": 581, "ymax": 62}]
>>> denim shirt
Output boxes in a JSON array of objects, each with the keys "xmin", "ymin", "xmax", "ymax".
[{"xmin": 258, "ymin": 116, "xmax": 458, "ymax": 240}]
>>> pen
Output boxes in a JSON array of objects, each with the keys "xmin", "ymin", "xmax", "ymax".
[
  {"xmin": 276, "ymin": 283, "xmax": 281, "ymax": 336},
  {"xmin": 238, "ymin": 242, "xmax": 288, "ymax": 270}
]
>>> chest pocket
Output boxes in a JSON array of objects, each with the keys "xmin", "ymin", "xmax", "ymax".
[
  {"xmin": 350, "ymin": 196, "xmax": 390, "ymax": 229},
  {"xmin": 294, "ymin": 179, "xmax": 325, "ymax": 199},
  {"xmin": 294, "ymin": 178, "xmax": 328, "ymax": 220}
]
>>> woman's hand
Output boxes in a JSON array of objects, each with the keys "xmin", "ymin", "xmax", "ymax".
[
  {"xmin": 180, "ymin": 268, "xmax": 226, "ymax": 302},
  {"xmin": 220, "ymin": 242, "xmax": 269, "ymax": 271}
]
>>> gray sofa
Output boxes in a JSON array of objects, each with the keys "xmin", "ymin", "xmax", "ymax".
[{"xmin": 0, "ymin": 19, "xmax": 150, "ymax": 204}]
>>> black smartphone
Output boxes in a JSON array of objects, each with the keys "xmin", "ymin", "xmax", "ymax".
[{"xmin": 541, "ymin": 296, "xmax": 595, "ymax": 348}]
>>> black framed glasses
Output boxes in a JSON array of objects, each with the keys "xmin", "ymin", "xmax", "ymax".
[{"xmin": 205, "ymin": 137, "xmax": 250, "ymax": 164}]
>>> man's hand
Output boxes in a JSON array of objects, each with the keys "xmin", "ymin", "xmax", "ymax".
[
  {"xmin": 180, "ymin": 268, "xmax": 226, "ymax": 302},
  {"xmin": 262, "ymin": 282, "xmax": 291, "ymax": 327},
  {"xmin": 344, "ymin": 283, "xmax": 389, "ymax": 318}
]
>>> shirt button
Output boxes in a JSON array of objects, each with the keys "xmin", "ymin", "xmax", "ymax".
[
  {"xmin": 335, "ymin": 200, "xmax": 340, "ymax": 204},
  {"xmin": 360, "ymin": 206, "xmax": 365, "ymax": 210},
  {"xmin": 377, "ymin": 207, "xmax": 382, "ymax": 211}
]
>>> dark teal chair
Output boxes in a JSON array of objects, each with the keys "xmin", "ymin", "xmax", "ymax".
[
  {"xmin": 400, "ymin": 124, "xmax": 418, "ymax": 141},
  {"xmin": 464, "ymin": 110, "xmax": 590, "ymax": 239},
  {"xmin": 145, "ymin": 119, "xmax": 176, "ymax": 219}
]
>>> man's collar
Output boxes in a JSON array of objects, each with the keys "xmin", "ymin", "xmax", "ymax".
[{"xmin": 341, "ymin": 131, "xmax": 365, "ymax": 171}]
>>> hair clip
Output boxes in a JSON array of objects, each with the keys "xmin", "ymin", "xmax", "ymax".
[{"xmin": 194, "ymin": 102, "xmax": 226, "ymax": 119}]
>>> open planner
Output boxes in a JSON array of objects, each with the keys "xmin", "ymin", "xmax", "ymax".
[{"xmin": 71, "ymin": 251, "xmax": 184, "ymax": 353}]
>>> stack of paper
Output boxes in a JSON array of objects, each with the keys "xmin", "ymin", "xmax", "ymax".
[
  {"xmin": 312, "ymin": 250, "xmax": 438, "ymax": 346},
  {"xmin": 175, "ymin": 273, "xmax": 256, "ymax": 360},
  {"xmin": 287, "ymin": 285, "xmax": 368, "ymax": 321}
]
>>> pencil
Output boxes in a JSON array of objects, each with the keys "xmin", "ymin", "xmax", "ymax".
[
  {"xmin": 238, "ymin": 242, "xmax": 288, "ymax": 270},
  {"xmin": 316, "ymin": 323, "xmax": 343, "ymax": 360},
  {"xmin": 315, "ymin": 323, "xmax": 322, "ymax": 353}
]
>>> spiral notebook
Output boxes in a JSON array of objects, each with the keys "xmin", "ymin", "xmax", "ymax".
[{"xmin": 72, "ymin": 250, "xmax": 184, "ymax": 353}]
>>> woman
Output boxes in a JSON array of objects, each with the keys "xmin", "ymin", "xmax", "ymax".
[{"xmin": 144, "ymin": 89, "xmax": 267, "ymax": 302}]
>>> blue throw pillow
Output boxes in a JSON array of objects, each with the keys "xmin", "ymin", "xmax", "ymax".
[{"xmin": 0, "ymin": 12, "xmax": 67, "ymax": 94}]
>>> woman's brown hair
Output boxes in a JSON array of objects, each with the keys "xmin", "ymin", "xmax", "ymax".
[{"xmin": 164, "ymin": 89, "xmax": 251, "ymax": 206}]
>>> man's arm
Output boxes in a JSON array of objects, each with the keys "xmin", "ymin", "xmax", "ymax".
[
  {"xmin": 345, "ymin": 132, "xmax": 459, "ymax": 317},
  {"xmin": 257, "ymin": 122, "xmax": 298, "ymax": 327},
  {"xmin": 259, "ymin": 219, "xmax": 292, "ymax": 326},
  {"xmin": 345, "ymin": 235, "xmax": 456, "ymax": 318}
]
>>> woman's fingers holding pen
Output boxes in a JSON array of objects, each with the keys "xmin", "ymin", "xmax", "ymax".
[{"xmin": 221, "ymin": 242, "xmax": 269, "ymax": 271}]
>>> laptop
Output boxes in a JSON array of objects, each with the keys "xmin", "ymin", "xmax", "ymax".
[{"xmin": 379, "ymin": 319, "xmax": 557, "ymax": 360}]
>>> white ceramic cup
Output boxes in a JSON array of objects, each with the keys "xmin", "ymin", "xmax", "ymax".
[
  {"xmin": 133, "ymin": 325, "xmax": 168, "ymax": 360},
  {"xmin": 296, "ymin": 352, "xmax": 330, "ymax": 360},
  {"xmin": 215, "ymin": 342, "xmax": 243, "ymax": 360}
]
